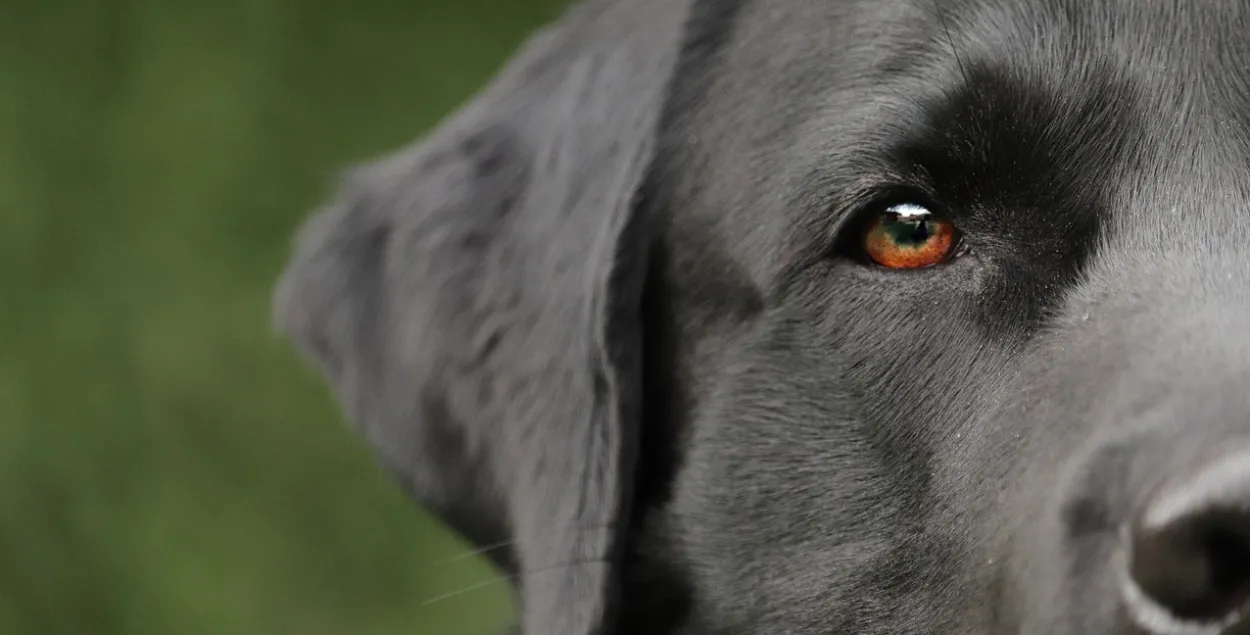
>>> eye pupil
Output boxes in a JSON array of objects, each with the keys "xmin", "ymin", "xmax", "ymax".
[{"xmin": 885, "ymin": 218, "xmax": 932, "ymax": 246}]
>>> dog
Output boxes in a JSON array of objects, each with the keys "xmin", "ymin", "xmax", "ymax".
[{"xmin": 271, "ymin": 0, "xmax": 1250, "ymax": 633}]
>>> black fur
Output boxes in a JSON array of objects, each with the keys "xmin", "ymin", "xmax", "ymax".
[{"xmin": 274, "ymin": 1, "xmax": 1250, "ymax": 633}]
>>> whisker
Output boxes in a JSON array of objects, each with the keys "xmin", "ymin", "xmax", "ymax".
[
  {"xmin": 428, "ymin": 522, "xmax": 618, "ymax": 567},
  {"xmin": 419, "ymin": 577, "xmax": 512, "ymax": 608},
  {"xmin": 933, "ymin": 0, "xmax": 971, "ymax": 86},
  {"xmin": 419, "ymin": 556, "xmax": 611, "ymax": 609},
  {"xmin": 431, "ymin": 538, "xmax": 517, "ymax": 566}
]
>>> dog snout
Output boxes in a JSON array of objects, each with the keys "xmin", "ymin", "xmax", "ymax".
[{"xmin": 1125, "ymin": 448, "xmax": 1250, "ymax": 633}]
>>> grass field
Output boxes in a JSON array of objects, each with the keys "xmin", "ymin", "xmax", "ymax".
[{"xmin": 0, "ymin": 1, "xmax": 567, "ymax": 632}]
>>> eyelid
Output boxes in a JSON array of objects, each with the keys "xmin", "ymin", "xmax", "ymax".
[
  {"xmin": 839, "ymin": 178, "xmax": 944, "ymax": 217},
  {"xmin": 829, "ymin": 184, "xmax": 943, "ymax": 239},
  {"xmin": 826, "ymin": 186, "xmax": 904, "ymax": 240}
]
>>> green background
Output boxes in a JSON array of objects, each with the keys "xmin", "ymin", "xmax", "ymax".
[{"xmin": 1, "ymin": 1, "xmax": 568, "ymax": 632}]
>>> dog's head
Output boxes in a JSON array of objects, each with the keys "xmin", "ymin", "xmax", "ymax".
[{"xmin": 273, "ymin": 1, "xmax": 1250, "ymax": 633}]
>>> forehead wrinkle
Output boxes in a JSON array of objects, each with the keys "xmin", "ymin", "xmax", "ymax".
[
  {"xmin": 952, "ymin": 0, "xmax": 1250, "ymax": 143},
  {"xmin": 915, "ymin": 0, "xmax": 1250, "ymax": 267}
]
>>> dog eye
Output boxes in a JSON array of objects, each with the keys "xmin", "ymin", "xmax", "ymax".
[{"xmin": 861, "ymin": 203, "xmax": 961, "ymax": 269}]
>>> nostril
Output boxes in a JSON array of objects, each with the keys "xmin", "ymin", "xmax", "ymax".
[
  {"xmin": 1207, "ymin": 527, "xmax": 1250, "ymax": 602},
  {"xmin": 1131, "ymin": 515, "xmax": 1250, "ymax": 620},
  {"xmin": 1127, "ymin": 451, "xmax": 1250, "ymax": 629}
]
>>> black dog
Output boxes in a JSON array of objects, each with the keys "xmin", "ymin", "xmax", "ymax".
[{"xmin": 272, "ymin": 0, "xmax": 1250, "ymax": 633}]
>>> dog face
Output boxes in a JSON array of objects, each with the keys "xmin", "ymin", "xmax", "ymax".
[{"xmin": 273, "ymin": 1, "xmax": 1250, "ymax": 634}]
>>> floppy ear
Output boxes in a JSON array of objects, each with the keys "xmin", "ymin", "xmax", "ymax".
[{"xmin": 272, "ymin": 1, "xmax": 692, "ymax": 633}]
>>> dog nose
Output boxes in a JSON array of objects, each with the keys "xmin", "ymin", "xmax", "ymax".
[{"xmin": 1128, "ymin": 449, "xmax": 1250, "ymax": 629}]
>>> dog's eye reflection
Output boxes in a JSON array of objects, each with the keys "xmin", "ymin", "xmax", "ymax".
[{"xmin": 863, "ymin": 203, "xmax": 961, "ymax": 269}]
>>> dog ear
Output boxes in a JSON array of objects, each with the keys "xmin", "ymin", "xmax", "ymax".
[{"xmin": 272, "ymin": 1, "xmax": 691, "ymax": 633}]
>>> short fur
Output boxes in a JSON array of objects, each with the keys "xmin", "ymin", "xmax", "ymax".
[{"xmin": 273, "ymin": 1, "xmax": 1250, "ymax": 633}]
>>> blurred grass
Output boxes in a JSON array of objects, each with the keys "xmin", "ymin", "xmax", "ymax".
[{"xmin": 0, "ymin": 0, "xmax": 566, "ymax": 633}]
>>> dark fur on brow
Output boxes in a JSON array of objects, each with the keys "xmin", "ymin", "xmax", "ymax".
[{"xmin": 275, "ymin": 0, "xmax": 1250, "ymax": 633}]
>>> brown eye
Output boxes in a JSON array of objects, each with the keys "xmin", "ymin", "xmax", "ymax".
[{"xmin": 863, "ymin": 203, "xmax": 960, "ymax": 269}]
